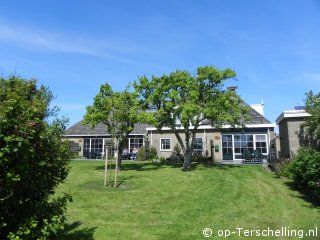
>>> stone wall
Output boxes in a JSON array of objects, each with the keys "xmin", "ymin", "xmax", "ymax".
[{"xmin": 279, "ymin": 117, "xmax": 305, "ymax": 158}]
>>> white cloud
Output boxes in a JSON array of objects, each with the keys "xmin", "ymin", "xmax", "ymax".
[
  {"xmin": 0, "ymin": 20, "xmax": 138, "ymax": 65},
  {"xmin": 305, "ymin": 73, "xmax": 320, "ymax": 82}
]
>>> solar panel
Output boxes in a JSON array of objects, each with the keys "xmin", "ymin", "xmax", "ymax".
[{"xmin": 293, "ymin": 106, "xmax": 306, "ymax": 110}]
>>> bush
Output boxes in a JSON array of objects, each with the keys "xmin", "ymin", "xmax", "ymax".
[
  {"xmin": 287, "ymin": 147, "xmax": 320, "ymax": 194},
  {"xmin": 172, "ymin": 144, "xmax": 182, "ymax": 158},
  {"xmin": 136, "ymin": 146, "xmax": 146, "ymax": 161},
  {"xmin": 270, "ymin": 158, "xmax": 292, "ymax": 178},
  {"xmin": 148, "ymin": 146, "xmax": 158, "ymax": 160},
  {"xmin": 0, "ymin": 76, "xmax": 71, "ymax": 239},
  {"xmin": 192, "ymin": 154, "xmax": 212, "ymax": 163},
  {"xmin": 159, "ymin": 156, "xmax": 166, "ymax": 163}
]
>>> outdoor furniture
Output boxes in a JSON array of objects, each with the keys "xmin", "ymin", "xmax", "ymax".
[
  {"xmin": 95, "ymin": 151, "xmax": 103, "ymax": 159},
  {"xmin": 252, "ymin": 149, "xmax": 262, "ymax": 163},
  {"xmin": 242, "ymin": 149, "xmax": 252, "ymax": 163}
]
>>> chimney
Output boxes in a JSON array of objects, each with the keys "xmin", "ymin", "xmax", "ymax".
[
  {"xmin": 250, "ymin": 100, "xmax": 265, "ymax": 116},
  {"xmin": 227, "ymin": 86, "xmax": 238, "ymax": 92}
]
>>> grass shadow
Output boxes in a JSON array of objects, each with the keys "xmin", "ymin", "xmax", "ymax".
[
  {"xmin": 284, "ymin": 181, "xmax": 320, "ymax": 210},
  {"xmin": 59, "ymin": 221, "xmax": 96, "ymax": 240},
  {"xmin": 192, "ymin": 162, "xmax": 245, "ymax": 170},
  {"xmin": 159, "ymin": 162, "xmax": 246, "ymax": 171},
  {"xmin": 94, "ymin": 161, "xmax": 165, "ymax": 172}
]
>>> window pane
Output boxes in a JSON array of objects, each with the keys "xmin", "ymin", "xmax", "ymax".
[
  {"xmin": 161, "ymin": 139, "xmax": 171, "ymax": 150},
  {"xmin": 194, "ymin": 138, "xmax": 203, "ymax": 150},
  {"xmin": 240, "ymin": 135, "xmax": 246, "ymax": 141},
  {"xmin": 256, "ymin": 135, "xmax": 266, "ymax": 141},
  {"xmin": 234, "ymin": 135, "xmax": 240, "ymax": 141}
]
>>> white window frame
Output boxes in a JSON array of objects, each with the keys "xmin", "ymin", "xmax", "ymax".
[
  {"xmin": 221, "ymin": 134, "xmax": 269, "ymax": 160},
  {"xmin": 254, "ymin": 134, "xmax": 268, "ymax": 155},
  {"xmin": 160, "ymin": 138, "xmax": 172, "ymax": 151}
]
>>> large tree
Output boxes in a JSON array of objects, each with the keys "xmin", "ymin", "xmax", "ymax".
[
  {"xmin": 133, "ymin": 66, "xmax": 250, "ymax": 169},
  {"xmin": 304, "ymin": 90, "xmax": 320, "ymax": 149},
  {"xmin": 83, "ymin": 83, "xmax": 140, "ymax": 170},
  {"xmin": 0, "ymin": 76, "xmax": 70, "ymax": 239}
]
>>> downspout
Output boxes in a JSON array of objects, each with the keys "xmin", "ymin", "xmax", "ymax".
[{"xmin": 267, "ymin": 128, "xmax": 271, "ymax": 163}]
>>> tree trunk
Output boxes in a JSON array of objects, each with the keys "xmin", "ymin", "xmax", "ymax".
[
  {"xmin": 182, "ymin": 130, "xmax": 196, "ymax": 170},
  {"xmin": 116, "ymin": 143, "xmax": 122, "ymax": 171},
  {"xmin": 183, "ymin": 149, "xmax": 192, "ymax": 169}
]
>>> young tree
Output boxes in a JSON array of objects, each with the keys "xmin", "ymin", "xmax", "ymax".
[
  {"xmin": 0, "ymin": 76, "xmax": 71, "ymax": 239},
  {"xmin": 133, "ymin": 66, "xmax": 250, "ymax": 169},
  {"xmin": 83, "ymin": 83, "xmax": 140, "ymax": 170}
]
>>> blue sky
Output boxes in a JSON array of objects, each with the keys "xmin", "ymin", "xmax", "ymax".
[{"xmin": 0, "ymin": 0, "xmax": 319, "ymax": 128}]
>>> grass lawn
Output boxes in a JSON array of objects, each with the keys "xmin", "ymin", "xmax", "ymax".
[{"xmin": 57, "ymin": 160, "xmax": 319, "ymax": 240}]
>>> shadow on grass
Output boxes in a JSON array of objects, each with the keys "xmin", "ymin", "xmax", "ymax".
[
  {"xmin": 189, "ymin": 162, "xmax": 244, "ymax": 171},
  {"xmin": 94, "ymin": 161, "xmax": 245, "ymax": 172},
  {"xmin": 94, "ymin": 162, "xmax": 165, "ymax": 172},
  {"xmin": 284, "ymin": 181, "xmax": 320, "ymax": 210},
  {"xmin": 59, "ymin": 221, "xmax": 96, "ymax": 240}
]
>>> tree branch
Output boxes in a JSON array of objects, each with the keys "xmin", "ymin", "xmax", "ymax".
[{"xmin": 0, "ymin": 190, "xmax": 13, "ymax": 201}]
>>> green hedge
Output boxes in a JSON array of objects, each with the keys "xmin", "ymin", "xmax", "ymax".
[{"xmin": 287, "ymin": 147, "xmax": 320, "ymax": 194}]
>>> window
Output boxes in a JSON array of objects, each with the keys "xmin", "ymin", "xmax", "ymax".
[
  {"xmin": 234, "ymin": 134, "xmax": 254, "ymax": 154},
  {"xmin": 160, "ymin": 138, "xmax": 171, "ymax": 151},
  {"xmin": 194, "ymin": 138, "xmax": 203, "ymax": 151},
  {"xmin": 222, "ymin": 134, "xmax": 268, "ymax": 160},
  {"xmin": 129, "ymin": 137, "xmax": 143, "ymax": 151},
  {"xmin": 255, "ymin": 135, "xmax": 267, "ymax": 154},
  {"xmin": 91, "ymin": 138, "xmax": 103, "ymax": 153},
  {"xmin": 84, "ymin": 139, "xmax": 90, "ymax": 153},
  {"xmin": 83, "ymin": 138, "xmax": 104, "ymax": 158}
]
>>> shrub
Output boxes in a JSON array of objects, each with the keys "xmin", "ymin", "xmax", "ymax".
[
  {"xmin": 136, "ymin": 146, "xmax": 146, "ymax": 161},
  {"xmin": 0, "ymin": 76, "xmax": 71, "ymax": 239},
  {"xmin": 271, "ymin": 158, "xmax": 292, "ymax": 178},
  {"xmin": 148, "ymin": 146, "xmax": 158, "ymax": 160},
  {"xmin": 159, "ymin": 156, "xmax": 166, "ymax": 163},
  {"xmin": 172, "ymin": 144, "xmax": 182, "ymax": 158},
  {"xmin": 192, "ymin": 154, "xmax": 212, "ymax": 163},
  {"xmin": 287, "ymin": 147, "xmax": 320, "ymax": 194}
]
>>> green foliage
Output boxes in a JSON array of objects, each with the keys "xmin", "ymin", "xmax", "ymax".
[
  {"xmin": 270, "ymin": 158, "xmax": 292, "ymax": 178},
  {"xmin": 172, "ymin": 144, "xmax": 182, "ymax": 158},
  {"xmin": 287, "ymin": 147, "xmax": 320, "ymax": 194},
  {"xmin": 83, "ymin": 83, "xmax": 140, "ymax": 168},
  {"xmin": 303, "ymin": 91, "xmax": 320, "ymax": 149},
  {"xmin": 148, "ymin": 146, "xmax": 158, "ymax": 160},
  {"xmin": 84, "ymin": 84, "xmax": 139, "ymax": 138},
  {"xmin": 192, "ymin": 154, "xmax": 212, "ymax": 163},
  {"xmin": 0, "ymin": 76, "xmax": 71, "ymax": 239},
  {"xmin": 133, "ymin": 66, "xmax": 250, "ymax": 169},
  {"xmin": 136, "ymin": 146, "xmax": 146, "ymax": 161}
]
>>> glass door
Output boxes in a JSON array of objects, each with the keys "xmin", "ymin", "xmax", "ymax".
[{"xmin": 222, "ymin": 135, "xmax": 233, "ymax": 160}]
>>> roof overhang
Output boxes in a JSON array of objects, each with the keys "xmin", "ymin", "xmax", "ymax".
[
  {"xmin": 63, "ymin": 133, "xmax": 145, "ymax": 137},
  {"xmin": 146, "ymin": 123, "xmax": 276, "ymax": 131},
  {"xmin": 275, "ymin": 110, "xmax": 311, "ymax": 125}
]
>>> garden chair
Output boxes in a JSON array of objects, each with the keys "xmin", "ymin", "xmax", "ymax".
[
  {"xmin": 242, "ymin": 149, "xmax": 252, "ymax": 163},
  {"xmin": 252, "ymin": 149, "xmax": 262, "ymax": 163}
]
